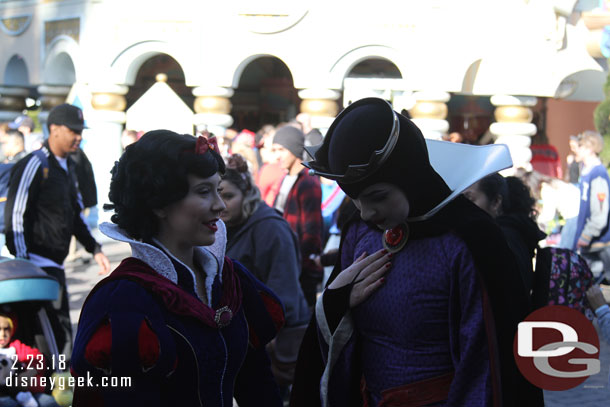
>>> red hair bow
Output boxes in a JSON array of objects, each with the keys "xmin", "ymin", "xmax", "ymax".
[{"xmin": 195, "ymin": 135, "xmax": 219, "ymax": 155}]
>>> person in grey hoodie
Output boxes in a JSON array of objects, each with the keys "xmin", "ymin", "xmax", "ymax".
[{"xmin": 219, "ymin": 154, "xmax": 310, "ymax": 391}]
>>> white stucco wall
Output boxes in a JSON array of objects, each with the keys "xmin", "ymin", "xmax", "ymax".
[{"xmin": 0, "ymin": 0, "xmax": 606, "ymax": 99}]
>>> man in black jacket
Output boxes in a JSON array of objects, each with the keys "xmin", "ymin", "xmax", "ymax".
[{"xmin": 4, "ymin": 104, "xmax": 110, "ymax": 356}]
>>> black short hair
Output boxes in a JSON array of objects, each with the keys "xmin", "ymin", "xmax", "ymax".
[
  {"xmin": 477, "ymin": 173, "xmax": 509, "ymax": 213},
  {"xmin": 107, "ymin": 130, "xmax": 225, "ymax": 241},
  {"xmin": 505, "ymin": 176, "xmax": 537, "ymax": 220},
  {"xmin": 478, "ymin": 173, "xmax": 537, "ymax": 220}
]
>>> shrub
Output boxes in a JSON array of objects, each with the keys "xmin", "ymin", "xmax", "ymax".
[{"xmin": 594, "ymin": 99, "xmax": 610, "ymax": 166}]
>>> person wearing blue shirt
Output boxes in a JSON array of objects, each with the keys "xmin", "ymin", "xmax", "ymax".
[{"xmin": 573, "ymin": 131, "xmax": 610, "ymax": 282}]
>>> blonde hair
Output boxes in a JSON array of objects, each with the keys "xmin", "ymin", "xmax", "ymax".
[
  {"xmin": 0, "ymin": 313, "xmax": 14, "ymax": 333},
  {"xmin": 578, "ymin": 130, "xmax": 604, "ymax": 155}
]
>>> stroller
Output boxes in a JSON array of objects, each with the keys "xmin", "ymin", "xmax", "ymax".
[{"xmin": 0, "ymin": 257, "xmax": 72, "ymax": 406}]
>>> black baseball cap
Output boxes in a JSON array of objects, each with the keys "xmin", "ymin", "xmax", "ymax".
[{"xmin": 47, "ymin": 104, "xmax": 87, "ymax": 132}]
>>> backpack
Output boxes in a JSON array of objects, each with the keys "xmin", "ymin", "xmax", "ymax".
[
  {"xmin": 0, "ymin": 150, "xmax": 49, "ymax": 234},
  {"xmin": 70, "ymin": 147, "xmax": 97, "ymax": 208},
  {"xmin": 532, "ymin": 246, "xmax": 595, "ymax": 319}
]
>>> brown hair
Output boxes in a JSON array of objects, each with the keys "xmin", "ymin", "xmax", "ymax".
[{"xmin": 578, "ymin": 130, "xmax": 604, "ymax": 155}]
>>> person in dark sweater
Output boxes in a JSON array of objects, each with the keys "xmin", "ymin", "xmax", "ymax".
[
  {"xmin": 464, "ymin": 173, "xmax": 546, "ymax": 296},
  {"xmin": 220, "ymin": 154, "xmax": 309, "ymax": 328},
  {"xmin": 220, "ymin": 154, "xmax": 310, "ymax": 392}
]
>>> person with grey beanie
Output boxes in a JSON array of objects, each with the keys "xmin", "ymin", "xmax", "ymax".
[
  {"xmin": 271, "ymin": 125, "xmax": 323, "ymax": 307},
  {"xmin": 273, "ymin": 126, "xmax": 305, "ymax": 160}
]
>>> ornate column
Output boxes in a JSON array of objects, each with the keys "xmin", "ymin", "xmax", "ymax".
[
  {"xmin": 0, "ymin": 86, "xmax": 29, "ymax": 122},
  {"xmin": 193, "ymin": 86, "xmax": 234, "ymax": 138},
  {"xmin": 298, "ymin": 88, "xmax": 341, "ymax": 135},
  {"xmin": 87, "ymin": 84, "xmax": 128, "ymax": 223},
  {"xmin": 489, "ymin": 95, "xmax": 537, "ymax": 172},
  {"xmin": 37, "ymin": 85, "xmax": 71, "ymax": 136},
  {"xmin": 408, "ymin": 91, "xmax": 450, "ymax": 140}
]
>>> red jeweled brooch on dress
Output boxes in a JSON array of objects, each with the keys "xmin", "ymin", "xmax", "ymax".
[
  {"xmin": 214, "ymin": 306, "xmax": 233, "ymax": 329},
  {"xmin": 382, "ymin": 223, "xmax": 409, "ymax": 253}
]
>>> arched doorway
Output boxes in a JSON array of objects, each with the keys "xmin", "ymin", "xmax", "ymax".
[
  {"xmin": 43, "ymin": 52, "xmax": 76, "ymax": 85},
  {"xmin": 343, "ymin": 58, "xmax": 403, "ymax": 107},
  {"xmin": 125, "ymin": 54, "xmax": 191, "ymax": 110},
  {"xmin": 347, "ymin": 58, "xmax": 402, "ymax": 78},
  {"xmin": 4, "ymin": 54, "xmax": 29, "ymax": 86},
  {"xmin": 447, "ymin": 95, "xmax": 494, "ymax": 144},
  {"xmin": 2, "ymin": 54, "xmax": 33, "ymax": 114},
  {"xmin": 37, "ymin": 51, "xmax": 77, "ymax": 135},
  {"xmin": 231, "ymin": 56, "xmax": 298, "ymax": 131}
]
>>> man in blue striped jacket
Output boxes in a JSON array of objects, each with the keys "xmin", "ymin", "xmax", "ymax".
[{"xmin": 4, "ymin": 104, "xmax": 110, "ymax": 356}]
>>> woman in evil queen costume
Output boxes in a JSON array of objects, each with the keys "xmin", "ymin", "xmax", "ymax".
[{"xmin": 290, "ymin": 98, "xmax": 543, "ymax": 407}]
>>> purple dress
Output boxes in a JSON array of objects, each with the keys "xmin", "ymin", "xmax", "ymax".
[{"xmin": 316, "ymin": 220, "xmax": 496, "ymax": 406}]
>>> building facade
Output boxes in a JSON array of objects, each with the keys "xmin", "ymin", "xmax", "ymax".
[{"xmin": 0, "ymin": 0, "xmax": 608, "ymax": 219}]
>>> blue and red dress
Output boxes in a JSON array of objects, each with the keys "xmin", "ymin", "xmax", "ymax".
[{"xmin": 71, "ymin": 223, "xmax": 284, "ymax": 407}]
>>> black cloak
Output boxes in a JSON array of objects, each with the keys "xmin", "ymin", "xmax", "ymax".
[{"xmin": 291, "ymin": 98, "xmax": 543, "ymax": 406}]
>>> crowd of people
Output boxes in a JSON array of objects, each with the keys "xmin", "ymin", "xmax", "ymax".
[{"xmin": 0, "ymin": 99, "xmax": 609, "ymax": 406}]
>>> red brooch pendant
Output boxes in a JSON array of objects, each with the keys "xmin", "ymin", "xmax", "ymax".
[
  {"xmin": 214, "ymin": 306, "xmax": 233, "ymax": 329},
  {"xmin": 382, "ymin": 223, "xmax": 409, "ymax": 253}
]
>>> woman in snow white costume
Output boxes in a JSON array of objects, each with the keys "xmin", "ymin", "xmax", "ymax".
[
  {"xmin": 290, "ymin": 98, "xmax": 543, "ymax": 406},
  {"xmin": 70, "ymin": 130, "xmax": 284, "ymax": 406}
]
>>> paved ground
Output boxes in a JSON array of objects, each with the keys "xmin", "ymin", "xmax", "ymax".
[
  {"xmin": 65, "ymin": 238, "xmax": 130, "ymax": 334},
  {"xmin": 65, "ymin": 241, "xmax": 610, "ymax": 406},
  {"xmin": 542, "ymin": 320, "xmax": 610, "ymax": 406}
]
